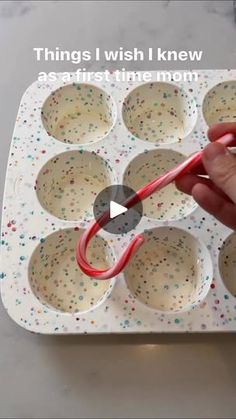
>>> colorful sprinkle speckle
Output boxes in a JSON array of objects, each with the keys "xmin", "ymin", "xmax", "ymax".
[
  {"xmin": 41, "ymin": 83, "xmax": 116, "ymax": 145},
  {"xmin": 125, "ymin": 227, "xmax": 212, "ymax": 312},
  {"xmin": 29, "ymin": 228, "xmax": 115, "ymax": 313},
  {"xmin": 36, "ymin": 150, "xmax": 114, "ymax": 221},
  {"xmin": 124, "ymin": 148, "xmax": 197, "ymax": 221},
  {"xmin": 219, "ymin": 233, "xmax": 236, "ymax": 299},
  {"xmin": 122, "ymin": 82, "xmax": 197, "ymax": 144},
  {"xmin": 1, "ymin": 70, "xmax": 236, "ymax": 334},
  {"xmin": 203, "ymin": 81, "xmax": 236, "ymax": 126}
]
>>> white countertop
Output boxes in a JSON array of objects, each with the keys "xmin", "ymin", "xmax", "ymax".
[{"xmin": 0, "ymin": 1, "xmax": 236, "ymax": 418}]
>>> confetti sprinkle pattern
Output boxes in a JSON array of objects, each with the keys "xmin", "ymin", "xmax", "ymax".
[
  {"xmin": 122, "ymin": 82, "xmax": 197, "ymax": 144},
  {"xmin": 125, "ymin": 227, "xmax": 212, "ymax": 312},
  {"xmin": 203, "ymin": 81, "xmax": 236, "ymax": 126},
  {"xmin": 29, "ymin": 228, "xmax": 115, "ymax": 313},
  {"xmin": 219, "ymin": 232, "xmax": 236, "ymax": 298},
  {"xmin": 42, "ymin": 83, "xmax": 116, "ymax": 144},
  {"xmin": 123, "ymin": 149, "xmax": 197, "ymax": 221},
  {"xmin": 1, "ymin": 70, "xmax": 236, "ymax": 334},
  {"xmin": 36, "ymin": 150, "xmax": 113, "ymax": 221}
]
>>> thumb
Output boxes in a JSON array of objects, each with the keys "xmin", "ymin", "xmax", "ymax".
[{"xmin": 202, "ymin": 142, "xmax": 236, "ymax": 203}]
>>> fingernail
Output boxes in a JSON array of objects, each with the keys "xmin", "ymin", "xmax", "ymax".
[{"xmin": 204, "ymin": 143, "xmax": 228, "ymax": 161}]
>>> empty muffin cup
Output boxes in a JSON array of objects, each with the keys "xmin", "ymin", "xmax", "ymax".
[
  {"xmin": 28, "ymin": 228, "xmax": 115, "ymax": 313},
  {"xmin": 41, "ymin": 83, "xmax": 116, "ymax": 144},
  {"xmin": 203, "ymin": 80, "xmax": 236, "ymax": 126},
  {"xmin": 124, "ymin": 227, "xmax": 212, "ymax": 313},
  {"xmin": 122, "ymin": 82, "xmax": 197, "ymax": 144},
  {"xmin": 123, "ymin": 149, "xmax": 197, "ymax": 221},
  {"xmin": 36, "ymin": 150, "xmax": 114, "ymax": 221},
  {"xmin": 219, "ymin": 233, "xmax": 236, "ymax": 298}
]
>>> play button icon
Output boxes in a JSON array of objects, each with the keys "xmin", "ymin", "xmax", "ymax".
[
  {"xmin": 110, "ymin": 201, "xmax": 127, "ymax": 219},
  {"xmin": 93, "ymin": 184, "xmax": 143, "ymax": 234}
]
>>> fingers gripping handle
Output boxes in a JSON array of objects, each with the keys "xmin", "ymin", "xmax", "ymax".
[{"xmin": 76, "ymin": 133, "xmax": 235, "ymax": 280}]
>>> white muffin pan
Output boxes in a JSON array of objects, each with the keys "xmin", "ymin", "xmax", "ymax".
[{"xmin": 1, "ymin": 70, "xmax": 236, "ymax": 333}]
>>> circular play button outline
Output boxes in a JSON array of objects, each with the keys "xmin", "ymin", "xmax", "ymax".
[{"xmin": 93, "ymin": 184, "xmax": 143, "ymax": 234}]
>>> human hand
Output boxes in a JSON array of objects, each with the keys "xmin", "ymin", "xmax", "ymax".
[{"xmin": 176, "ymin": 123, "xmax": 236, "ymax": 230}]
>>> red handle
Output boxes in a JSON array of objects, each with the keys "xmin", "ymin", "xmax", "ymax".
[{"xmin": 76, "ymin": 133, "xmax": 235, "ymax": 280}]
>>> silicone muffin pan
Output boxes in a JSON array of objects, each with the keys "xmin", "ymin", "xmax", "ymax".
[{"xmin": 1, "ymin": 70, "xmax": 236, "ymax": 333}]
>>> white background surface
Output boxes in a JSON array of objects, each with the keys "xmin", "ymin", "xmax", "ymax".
[{"xmin": 0, "ymin": 1, "xmax": 236, "ymax": 418}]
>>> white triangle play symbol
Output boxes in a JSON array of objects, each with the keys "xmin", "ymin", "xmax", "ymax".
[{"xmin": 110, "ymin": 201, "xmax": 128, "ymax": 219}]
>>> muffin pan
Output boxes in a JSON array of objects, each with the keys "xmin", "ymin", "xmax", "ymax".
[
  {"xmin": 123, "ymin": 148, "xmax": 197, "ymax": 221},
  {"xmin": 29, "ymin": 228, "xmax": 115, "ymax": 313},
  {"xmin": 1, "ymin": 70, "xmax": 236, "ymax": 333},
  {"xmin": 124, "ymin": 227, "xmax": 212, "ymax": 313},
  {"xmin": 36, "ymin": 150, "xmax": 115, "ymax": 221}
]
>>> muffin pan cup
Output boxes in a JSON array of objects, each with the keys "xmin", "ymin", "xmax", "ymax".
[
  {"xmin": 1, "ymin": 70, "xmax": 236, "ymax": 334},
  {"xmin": 28, "ymin": 228, "xmax": 116, "ymax": 314},
  {"xmin": 36, "ymin": 149, "xmax": 115, "ymax": 222}
]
